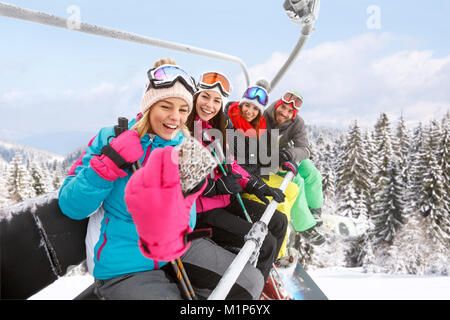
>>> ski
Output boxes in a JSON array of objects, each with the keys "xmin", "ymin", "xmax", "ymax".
[{"xmin": 275, "ymin": 250, "xmax": 328, "ymax": 300}]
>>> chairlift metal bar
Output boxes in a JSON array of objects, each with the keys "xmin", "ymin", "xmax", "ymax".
[
  {"xmin": 208, "ymin": 171, "xmax": 295, "ymax": 300},
  {"xmin": 0, "ymin": 1, "xmax": 250, "ymax": 86}
]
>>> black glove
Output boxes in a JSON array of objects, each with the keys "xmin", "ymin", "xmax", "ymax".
[
  {"xmin": 245, "ymin": 177, "xmax": 286, "ymax": 204},
  {"xmin": 279, "ymin": 149, "xmax": 293, "ymax": 164},
  {"xmin": 203, "ymin": 173, "xmax": 243, "ymax": 197},
  {"xmin": 281, "ymin": 161, "xmax": 299, "ymax": 176}
]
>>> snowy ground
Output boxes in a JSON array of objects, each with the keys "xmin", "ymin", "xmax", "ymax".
[
  {"xmin": 28, "ymin": 267, "xmax": 450, "ymax": 300},
  {"xmin": 308, "ymin": 267, "xmax": 450, "ymax": 300}
]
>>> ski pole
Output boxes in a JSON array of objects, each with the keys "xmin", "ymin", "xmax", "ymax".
[
  {"xmin": 170, "ymin": 260, "xmax": 193, "ymax": 300},
  {"xmin": 203, "ymin": 131, "xmax": 253, "ymax": 223},
  {"xmin": 211, "ymin": 150, "xmax": 253, "ymax": 223},
  {"xmin": 177, "ymin": 258, "xmax": 197, "ymax": 300},
  {"xmin": 114, "ymin": 117, "xmax": 142, "ymax": 171}
]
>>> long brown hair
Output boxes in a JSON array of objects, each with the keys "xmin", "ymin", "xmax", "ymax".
[
  {"xmin": 186, "ymin": 94, "xmax": 227, "ymax": 152},
  {"xmin": 238, "ymin": 103, "xmax": 264, "ymax": 137}
]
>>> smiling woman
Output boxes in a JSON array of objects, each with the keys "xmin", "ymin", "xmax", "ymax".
[
  {"xmin": 149, "ymin": 98, "xmax": 190, "ymax": 140},
  {"xmin": 133, "ymin": 97, "xmax": 191, "ymax": 140}
]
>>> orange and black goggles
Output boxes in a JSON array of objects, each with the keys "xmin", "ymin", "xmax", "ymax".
[
  {"xmin": 281, "ymin": 91, "xmax": 303, "ymax": 110},
  {"xmin": 198, "ymin": 72, "xmax": 231, "ymax": 97}
]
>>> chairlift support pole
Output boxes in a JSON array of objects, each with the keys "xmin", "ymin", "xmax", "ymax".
[
  {"xmin": 0, "ymin": 1, "xmax": 250, "ymax": 87},
  {"xmin": 269, "ymin": 0, "xmax": 320, "ymax": 92},
  {"xmin": 269, "ymin": 23, "xmax": 313, "ymax": 93}
]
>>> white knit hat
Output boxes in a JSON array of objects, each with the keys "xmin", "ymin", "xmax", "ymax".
[
  {"xmin": 140, "ymin": 81, "xmax": 194, "ymax": 115},
  {"xmin": 240, "ymin": 79, "xmax": 270, "ymax": 113},
  {"xmin": 194, "ymin": 85, "xmax": 228, "ymax": 109}
]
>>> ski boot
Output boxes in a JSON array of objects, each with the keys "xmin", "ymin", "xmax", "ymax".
[
  {"xmin": 260, "ymin": 269, "xmax": 290, "ymax": 300},
  {"xmin": 300, "ymin": 227, "xmax": 325, "ymax": 246}
]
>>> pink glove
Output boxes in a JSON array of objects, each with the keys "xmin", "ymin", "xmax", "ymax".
[
  {"xmin": 90, "ymin": 130, "xmax": 144, "ymax": 181},
  {"xmin": 125, "ymin": 145, "xmax": 206, "ymax": 261}
]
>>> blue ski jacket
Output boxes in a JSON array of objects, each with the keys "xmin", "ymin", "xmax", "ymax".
[{"xmin": 58, "ymin": 118, "xmax": 196, "ymax": 280}]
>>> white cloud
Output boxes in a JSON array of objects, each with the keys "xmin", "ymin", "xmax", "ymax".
[
  {"xmin": 1, "ymin": 90, "xmax": 27, "ymax": 103},
  {"xmin": 238, "ymin": 32, "xmax": 450, "ymax": 129},
  {"xmin": 0, "ymin": 75, "xmax": 145, "ymax": 136}
]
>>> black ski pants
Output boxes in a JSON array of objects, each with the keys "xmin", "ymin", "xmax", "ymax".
[{"xmin": 196, "ymin": 196, "xmax": 288, "ymax": 280}]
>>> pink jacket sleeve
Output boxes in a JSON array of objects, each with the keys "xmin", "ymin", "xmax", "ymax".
[{"xmin": 230, "ymin": 159, "xmax": 251, "ymax": 189}]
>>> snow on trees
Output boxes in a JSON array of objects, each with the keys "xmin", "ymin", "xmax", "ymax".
[
  {"xmin": 6, "ymin": 153, "xmax": 34, "ymax": 203},
  {"xmin": 2, "ymin": 151, "xmax": 68, "ymax": 205},
  {"xmin": 418, "ymin": 121, "xmax": 449, "ymax": 245},
  {"xmin": 336, "ymin": 120, "xmax": 372, "ymax": 219}
]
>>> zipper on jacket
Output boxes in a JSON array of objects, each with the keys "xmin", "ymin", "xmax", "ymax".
[{"xmin": 96, "ymin": 218, "xmax": 109, "ymax": 261}]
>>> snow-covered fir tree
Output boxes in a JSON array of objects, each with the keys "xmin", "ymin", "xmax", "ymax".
[
  {"xmin": 336, "ymin": 120, "xmax": 372, "ymax": 218},
  {"xmin": 368, "ymin": 114, "xmax": 398, "ymax": 244},
  {"xmin": 393, "ymin": 114, "xmax": 412, "ymax": 215},
  {"xmin": 1, "ymin": 149, "xmax": 70, "ymax": 206},
  {"xmin": 6, "ymin": 152, "xmax": 35, "ymax": 203},
  {"xmin": 386, "ymin": 211, "xmax": 449, "ymax": 275},
  {"xmin": 419, "ymin": 121, "xmax": 449, "ymax": 245},
  {"xmin": 370, "ymin": 159, "xmax": 406, "ymax": 244},
  {"xmin": 0, "ymin": 162, "xmax": 11, "ymax": 206},
  {"xmin": 320, "ymin": 143, "xmax": 337, "ymax": 210},
  {"xmin": 362, "ymin": 129, "xmax": 377, "ymax": 216},
  {"xmin": 408, "ymin": 122, "xmax": 427, "ymax": 212},
  {"xmin": 29, "ymin": 162, "xmax": 47, "ymax": 196},
  {"xmin": 372, "ymin": 113, "xmax": 395, "ymax": 193},
  {"xmin": 312, "ymin": 135, "xmax": 337, "ymax": 210},
  {"xmin": 438, "ymin": 113, "xmax": 450, "ymax": 232}
]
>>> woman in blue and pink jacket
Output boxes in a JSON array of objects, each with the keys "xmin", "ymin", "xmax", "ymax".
[{"xmin": 58, "ymin": 59, "xmax": 264, "ymax": 300}]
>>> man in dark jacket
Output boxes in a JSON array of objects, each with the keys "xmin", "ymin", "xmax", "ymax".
[{"xmin": 264, "ymin": 91, "xmax": 325, "ymax": 246}]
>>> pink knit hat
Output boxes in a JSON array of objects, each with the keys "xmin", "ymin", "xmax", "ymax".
[{"xmin": 140, "ymin": 81, "xmax": 194, "ymax": 115}]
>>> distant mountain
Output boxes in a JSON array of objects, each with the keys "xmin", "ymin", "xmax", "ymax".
[
  {"xmin": 0, "ymin": 140, "xmax": 65, "ymax": 164},
  {"xmin": 16, "ymin": 131, "xmax": 96, "ymax": 156}
]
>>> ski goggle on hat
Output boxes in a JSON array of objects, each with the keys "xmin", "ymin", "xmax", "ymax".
[
  {"xmin": 242, "ymin": 86, "xmax": 269, "ymax": 107},
  {"xmin": 198, "ymin": 72, "xmax": 231, "ymax": 97},
  {"xmin": 281, "ymin": 91, "xmax": 303, "ymax": 110},
  {"xmin": 147, "ymin": 64, "xmax": 197, "ymax": 95}
]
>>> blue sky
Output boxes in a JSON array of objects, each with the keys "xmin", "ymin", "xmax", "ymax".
[{"xmin": 1, "ymin": 1, "xmax": 449, "ymax": 153}]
